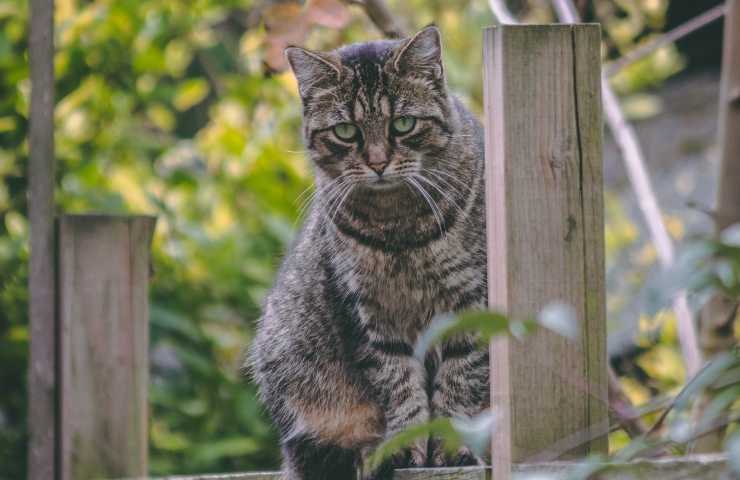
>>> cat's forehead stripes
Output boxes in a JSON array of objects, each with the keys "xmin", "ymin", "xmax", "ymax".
[{"xmin": 342, "ymin": 50, "xmax": 392, "ymax": 123}]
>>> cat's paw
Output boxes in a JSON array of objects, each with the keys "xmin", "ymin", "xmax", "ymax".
[
  {"xmin": 428, "ymin": 437, "xmax": 483, "ymax": 467},
  {"xmin": 360, "ymin": 438, "xmax": 426, "ymax": 480},
  {"xmin": 391, "ymin": 439, "xmax": 427, "ymax": 468},
  {"xmin": 363, "ymin": 447, "xmax": 425, "ymax": 480}
]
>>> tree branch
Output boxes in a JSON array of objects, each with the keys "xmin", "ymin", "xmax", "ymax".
[
  {"xmin": 608, "ymin": 366, "xmax": 649, "ymax": 438},
  {"xmin": 604, "ymin": 4, "xmax": 727, "ymax": 77},
  {"xmin": 346, "ymin": 0, "xmax": 407, "ymax": 38},
  {"xmin": 487, "ymin": 0, "xmax": 518, "ymax": 24}
]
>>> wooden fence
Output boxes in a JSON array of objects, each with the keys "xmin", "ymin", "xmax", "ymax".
[{"xmin": 26, "ymin": 12, "xmax": 733, "ymax": 480}]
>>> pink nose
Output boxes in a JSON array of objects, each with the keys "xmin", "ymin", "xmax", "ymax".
[{"xmin": 367, "ymin": 145, "xmax": 389, "ymax": 175}]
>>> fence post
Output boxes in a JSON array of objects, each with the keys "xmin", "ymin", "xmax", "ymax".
[
  {"xmin": 28, "ymin": 0, "xmax": 56, "ymax": 477},
  {"xmin": 58, "ymin": 214, "xmax": 155, "ymax": 480},
  {"xmin": 483, "ymin": 24, "xmax": 607, "ymax": 479},
  {"xmin": 713, "ymin": 0, "xmax": 740, "ymax": 234}
]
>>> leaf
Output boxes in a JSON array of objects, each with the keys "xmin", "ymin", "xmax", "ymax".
[
  {"xmin": 304, "ymin": 0, "xmax": 351, "ymax": 29},
  {"xmin": 164, "ymin": 39, "xmax": 193, "ymax": 78},
  {"xmin": 450, "ymin": 410, "xmax": 498, "ymax": 457},
  {"xmin": 364, "ymin": 418, "xmax": 461, "ymax": 471},
  {"xmin": 538, "ymin": 302, "xmax": 579, "ymax": 340},
  {"xmin": 727, "ymin": 433, "xmax": 740, "ymax": 475},
  {"xmin": 413, "ymin": 310, "xmax": 527, "ymax": 360},
  {"xmin": 720, "ymin": 223, "xmax": 740, "ymax": 248},
  {"xmin": 192, "ymin": 437, "xmax": 260, "ymax": 464},
  {"xmin": 673, "ymin": 352, "xmax": 738, "ymax": 411},
  {"xmin": 173, "ymin": 78, "xmax": 210, "ymax": 111},
  {"xmin": 261, "ymin": 2, "xmax": 310, "ymax": 71}
]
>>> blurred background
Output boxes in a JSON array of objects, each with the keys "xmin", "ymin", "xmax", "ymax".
[{"xmin": 0, "ymin": 0, "xmax": 735, "ymax": 477}]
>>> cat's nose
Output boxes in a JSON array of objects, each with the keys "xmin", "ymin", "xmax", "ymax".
[{"xmin": 366, "ymin": 145, "xmax": 389, "ymax": 176}]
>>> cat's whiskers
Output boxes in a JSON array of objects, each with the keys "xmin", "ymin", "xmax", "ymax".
[
  {"xmin": 411, "ymin": 173, "xmax": 465, "ymax": 217},
  {"xmin": 329, "ymin": 181, "xmax": 358, "ymax": 224},
  {"xmin": 425, "ymin": 167, "xmax": 473, "ymax": 193},
  {"xmin": 296, "ymin": 178, "xmax": 342, "ymax": 220},
  {"xmin": 403, "ymin": 176, "xmax": 445, "ymax": 235},
  {"xmin": 296, "ymin": 175, "xmax": 350, "ymax": 227},
  {"xmin": 320, "ymin": 173, "xmax": 362, "ymax": 225}
]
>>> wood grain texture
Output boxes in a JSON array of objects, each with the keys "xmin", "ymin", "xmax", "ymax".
[
  {"xmin": 28, "ymin": 0, "xmax": 57, "ymax": 478},
  {"xmin": 483, "ymin": 24, "xmax": 606, "ymax": 479},
  {"xmin": 715, "ymin": 0, "xmax": 740, "ymax": 231},
  {"xmin": 132, "ymin": 455, "xmax": 730, "ymax": 480},
  {"xmin": 59, "ymin": 215, "xmax": 156, "ymax": 480}
]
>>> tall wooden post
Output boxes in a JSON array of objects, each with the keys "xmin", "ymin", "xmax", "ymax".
[
  {"xmin": 695, "ymin": 0, "xmax": 740, "ymax": 453},
  {"xmin": 714, "ymin": 0, "xmax": 740, "ymax": 234},
  {"xmin": 28, "ymin": 0, "xmax": 57, "ymax": 478},
  {"xmin": 58, "ymin": 215, "xmax": 155, "ymax": 480},
  {"xmin": 483, "ymin": 25, "xmax": 607, "ymax": 479}
]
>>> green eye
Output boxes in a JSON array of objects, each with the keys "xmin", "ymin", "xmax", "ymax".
[
  {"xmin": 333, "ymin": 123, "xmax": 358, "ymax": 141},
  {"xmin": 392, "ymin": 116, "xmax": 416, "ymax": 134}
]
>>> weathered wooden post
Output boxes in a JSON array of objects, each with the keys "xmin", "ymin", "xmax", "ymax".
[
  {"xmin": 695, "ymin": 0, "xmax": 740, "ymax": 453},
  {"xmin": 28, "ymin": 0, "xmax": 56, "ymax": 478},
  {"xmin": 58, "ymin": 215, "xmax": 155, "ymax": 480},
  {"xmin": 483, "ymin": 24, "xmax": 607, "ymax": 479},
  {"xmin": 713, "ymin": 0, "xmax": 740, "ymax": 235}
]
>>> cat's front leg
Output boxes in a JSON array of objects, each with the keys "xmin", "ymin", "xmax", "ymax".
[
  {"xmin": 429, "ymin": 334, "xmax": 489, "ymax": 467},
  {"xmin": 361, "ymin": 333, "xmax": 430, "ymax": 474}
]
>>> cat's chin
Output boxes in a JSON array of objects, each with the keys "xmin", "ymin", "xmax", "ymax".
[{"xmin": 360, "ymin": 176, "xmax": 407, "ymax": 192}]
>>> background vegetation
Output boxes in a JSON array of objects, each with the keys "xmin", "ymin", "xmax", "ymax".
[{"xmin": 0, "ymin": 0, "xmax": 736, "ymax": 478}]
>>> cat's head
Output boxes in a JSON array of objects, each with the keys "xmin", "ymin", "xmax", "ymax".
[{"xmin": 286, "ymin": 26, "xmax": 457, "ymax": 191}]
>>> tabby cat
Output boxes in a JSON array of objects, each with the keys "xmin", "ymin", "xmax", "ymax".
[{"xmin": 250, "ymin": 26, "xmax": 489, "ymax": 480}]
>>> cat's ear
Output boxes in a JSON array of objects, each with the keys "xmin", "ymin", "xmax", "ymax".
[
  {"xmin": 392, "ymin": 25, "xmax": 444, "ymax": 80},
  {"xmin": 285, "ymin": 47, "xmax": 343, "ymax": 98}
]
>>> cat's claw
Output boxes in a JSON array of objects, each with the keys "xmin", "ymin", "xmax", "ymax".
[
  {"xmin": 391, "ymin": 446, "xmax": 427, "ymax": 468},
  {"xmin": 428, "ymin": 439, "xmax": 483, "ymax": 467}
]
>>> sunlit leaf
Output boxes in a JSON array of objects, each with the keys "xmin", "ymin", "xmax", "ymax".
[
  {"xmin": 450, "ymin": 410, "xmax": 497, "ymax": 457},
  {"xmin": 538, "ymin": 302, "xmax": 579, "ymax": 340},
  {"xmin": 174, "ymin": 78, "xmax": 210, "ymax": 111},
  {"xmin": 192, "ymin": 437, "xmax": 260, "ymax": 464},
  {"xmin": 720, "ymin": 223, "xmax": 740, "ymax": 248},
  {"xmin": 364, "ymin": 418, "xmax": 461, "ymax": 471}
]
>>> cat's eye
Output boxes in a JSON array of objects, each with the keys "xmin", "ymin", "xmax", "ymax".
[
  {"xmin": 332, "ymin": 123, "xmax": 358, "ymax": 141},
  {"xmin": 391, "ymin": 116, "xmax": 416, "ymax": 135}
]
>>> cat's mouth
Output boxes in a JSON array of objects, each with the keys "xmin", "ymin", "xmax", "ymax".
[{"xmin": 363, "ymin": 175, "xmax": 406, "ymax": 191}]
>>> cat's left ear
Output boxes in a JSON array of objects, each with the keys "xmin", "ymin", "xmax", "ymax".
[{"xmin": 392, "ymin": 25, "xmax": 444, "ymax": 80}]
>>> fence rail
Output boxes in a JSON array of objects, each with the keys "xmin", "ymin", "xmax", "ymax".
[{"xmin": 136, "ymin": 455, "xmax": 729, "ymax": 480}]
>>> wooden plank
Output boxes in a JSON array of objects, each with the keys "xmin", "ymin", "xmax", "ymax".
[
  {"xmin": 512, "ymin": 454, "xmax": 731, "ymax": 479},
  {"xmin": 27, "ymin": 0, "xmax": 57, "ymax": 478},
  {"xmin": 59, "ymin": 215, "xmax": 156, "ymax": 480},
  {"xmin": 695, "ymin": 0, "xmax": 740, "ymax": 454},
  {"xmin": 715, "ymin": 0, "xmax": 740, "ymax": 232},
  {"xmin": 149, "ymin": 474, "xmax": 282, "ymax": 480},
  {"xmin": 395, "ymin": 467, "xmax": 486, "ymax": 479},
  {"xmin": 482, "ymin": 24, "xmax": 607, "ymax": 480},
  {"xmin": 132, "ymin": 455, "xmax": 730, "ymax": 480}
]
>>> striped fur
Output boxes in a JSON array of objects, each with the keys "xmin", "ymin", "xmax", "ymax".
[{"xmin": 250, "ymin": 26, "xmax": 489, "ymax": 479}]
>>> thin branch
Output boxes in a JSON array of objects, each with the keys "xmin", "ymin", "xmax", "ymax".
[
  {"xmin": 608, "ymin": 366, "xmax": 648, "ymax": 437},
  {"xmin": 605, "ymin": 4, "xmax": 727, "ymax": 77},
  {"xmin": 487, "ymin": 0, "xmax": 518, "ymax": 24},
  {"xmin": 346, "ymin": 0, "xmax": 407, "ymax": 38},
  {"xmin": 549, "ymin": 0, "xmax": 703, "ymax": 378}
]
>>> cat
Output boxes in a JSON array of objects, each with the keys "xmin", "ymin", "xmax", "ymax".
[{"xmin": 250, "ymin": 25, "xmax": 489, "ymax": 480}]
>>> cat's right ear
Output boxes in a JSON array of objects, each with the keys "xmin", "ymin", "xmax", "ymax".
[{"xmin": 285, "ymin": 47, "xmax": 343, "ymax": 99}]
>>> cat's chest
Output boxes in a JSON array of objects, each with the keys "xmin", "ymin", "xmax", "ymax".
[{"xmin": 332, "ymin": 237, "xmax": 482, "ymax": 338}]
